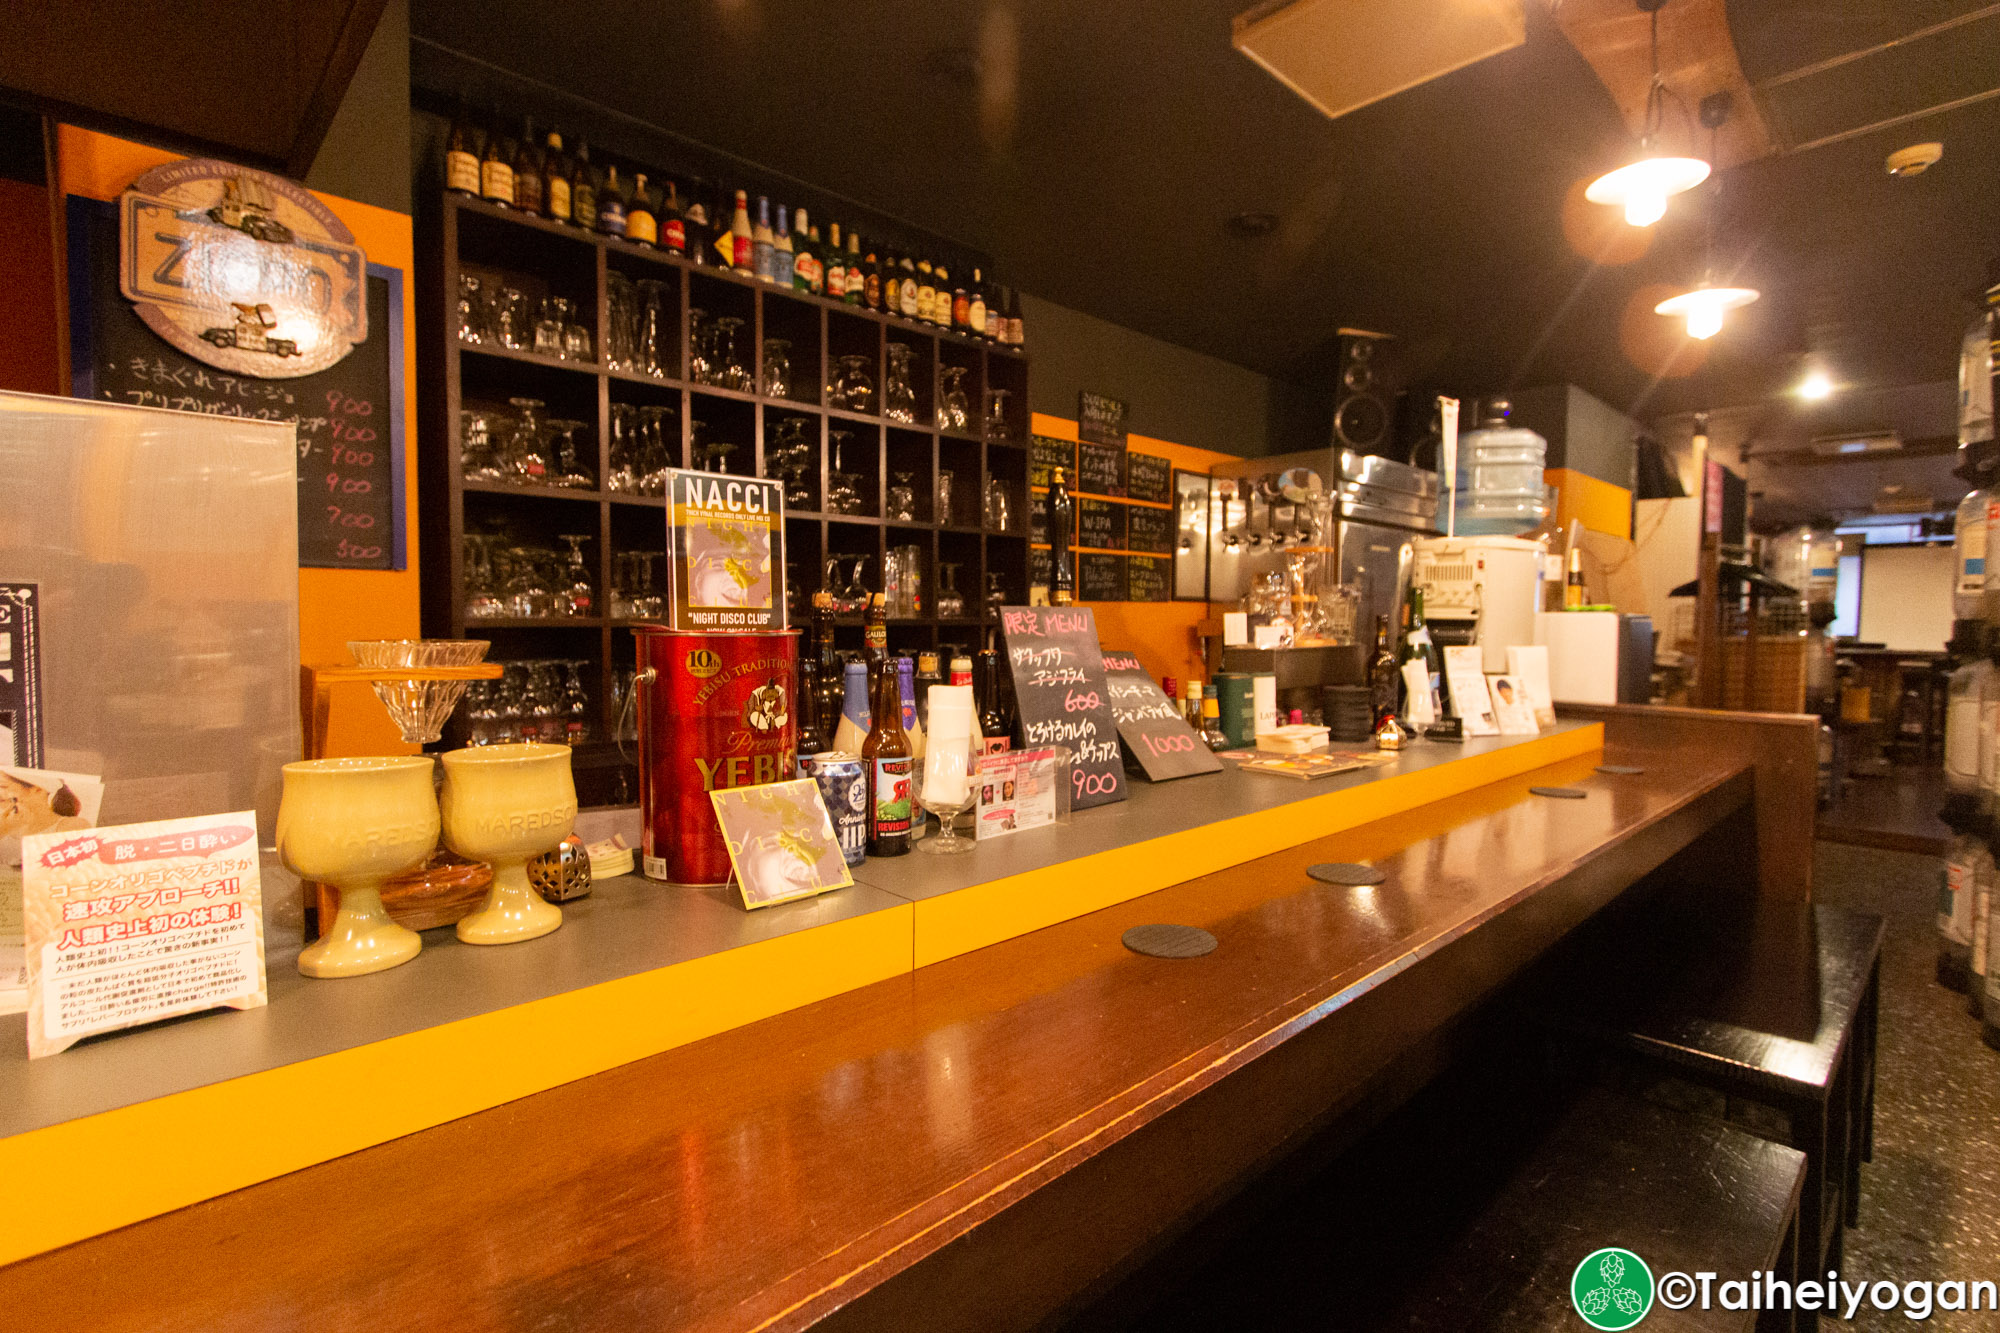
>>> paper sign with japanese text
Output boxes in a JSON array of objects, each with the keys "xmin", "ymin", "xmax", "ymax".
[{"xmin": 22, "ymin": 810, "xmax": 266, "ymax": 1057}]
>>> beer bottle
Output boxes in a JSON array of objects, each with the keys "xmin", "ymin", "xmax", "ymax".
[
  {"xmin": 825, "ymin": 223, "xmax": 847, "ymax": 301},
  {"xmin": 1397, "ymin": 588, "xmax": 1443, "ymax": 721},
  {"xmin": 774, "ymin": 204, "xmax": 794, "ymax": 284},
  {"xmin": 752, "ymin": 196, "xmax": 775, "ymax": 283},
  {"xmin": 681, "ymin": 179, "xmax": 708, "ymax": 264},
  {"xmin": 1368, "ymin": 613, "xmax": 1398, "ymax": 726},
  {"xmin": 915, "ymin": 260, "xmax": 936, "ymax": 324},
  {"xmin": 712, "ymin": 186, "xmax": 737, "ymax": 269},
  {"xmin": 950, "ymin": 654, "xmax": 974, "ymax": 688},
  {"xmin": 811, "ymin": 591, "xmax": 842, "ymax": 743},
  {"xmin": 897, "ymin": 656, "xmax": 925, "ymax": 758},
  {"xmin": 806, "ymin": 225, "xmax": 826, "ymax": 294},
  {"xmin": 1564, "ymin": 545, "xmax": 1587, "ymax": 609},
  {"xmin": 835, "ymin": 661, "xmax": 871, "ymax": 754},
  {"xmin": 863, "ymin": 649, "xmax": 914, "ymax": 857},
  {"xmin": 974, "ymin": 648, "xmax": 1011, "ymax": 754},
  {"xmin": 952, "ymin": 274, "xmax": 970, "ymax": 332},
  {"xmin": 479, "ymin": 115, "xmax": 515, "ymax": 206},
  {"xmin": 863, "ymin": 250, "xmax": 883, "ymax": 311},
  {"xmin": 863, "ymin": 591, "xmax": 890, "ymax": 683},
  {"xmin": 914, "ymin": 652, "xmax": 945, "ymax": 733},
  {"xmin": 444, "ymin": 101, "xmax": 481, "ymax": 195},
  {"xmin": 968, "ymin": 270, "xmax": 989, "ymax": 342},
  {"xmin": 1048, "ymin": 466, "xmax": 1076, "ymax": 606},
  {"xmin": 571, "ymin": 140, "xmax": 598, "ymax": 231},
  {"xmin": 541, "ymin": 130, "xmax": 572, "ymax": 223},
  {"xmin": 845, "ymin": 230, "xmax": 864, "ymax": 304},
  {"xmin": 596, "ymin": 165, "xmax": 628, "ymax": 238},
  {"xmin": 932, "ymin": 265, "xmax": 951, "ymax": 326},
  {"xmin": 730, "ymin": 189, "xmax": 755, "ymax": 273},
  {"xmin": 1005, "ymin": 287, "xmax": 1025, "ymax": 347},
  {"xmin": 796, "ymin": 637, "xmax": 826, "ymax": 774},
  {"xmin": 512, "ymin": 118, "xmax": 543, "ymax": 215},
  {"xmin": 660, "ymin": 179, "xmax": 686, "ymax": 254},
  {"xmin": 985, "ymin": 280, "xmax": 1005, "ymax": 342},
  {"xmin": 626, "ymin": 173, "xmax": 658, "ymax": 246},
  {"xmin": 790, "ymin": 207, "xmax": 813, "ymax": 290},
  {"xmin": 899, "ymin": 253, "xmax": 919, "ymax": 318}
]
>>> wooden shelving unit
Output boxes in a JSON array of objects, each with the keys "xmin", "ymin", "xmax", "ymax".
[{"xmin": 419, "ymin": 192, "xmax": 1031, "ymax": 803}]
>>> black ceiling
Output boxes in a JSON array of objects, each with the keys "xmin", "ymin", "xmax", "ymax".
[{"xmin": 410, "ymin": 0, "xmax": 2000, "ymax": 444}]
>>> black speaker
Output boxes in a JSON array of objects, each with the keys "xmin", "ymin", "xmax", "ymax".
[{"xmin": 1329, "ymin": 333, "xmax": 1402, "ymax": 456}]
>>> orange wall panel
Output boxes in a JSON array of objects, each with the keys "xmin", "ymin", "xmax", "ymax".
[{"xmin": 59, "ymin": 126, "xmax": 420, "ymax": 756}]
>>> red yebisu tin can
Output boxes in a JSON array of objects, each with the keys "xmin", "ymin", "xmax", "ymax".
[{"xmin": 633, "ymin": 626, "xmax": 798, "ymax": 885}]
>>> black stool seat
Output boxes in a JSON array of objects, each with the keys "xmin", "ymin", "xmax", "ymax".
[
  {"xmin": 1385, "ymin": 1088, "xmax": 1805, "ymax": 1331},
  {"xmin": 1535, "ymin": 901, "xmax": 1883, "ymax": 1298}
]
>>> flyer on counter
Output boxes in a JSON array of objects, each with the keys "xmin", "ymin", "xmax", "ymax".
[
  {"xmin": 1442, "ymin": 646, "xmax": 1499, "ymax": 736},
  {"xmin": 1506, "ymin": 644, "xmax": 1560, "ymax": 728},
  {"xmin": 709, "ymin": 779, "xmax": 853, "ymax": 910},
  {"xmin": 974, "ymin": 747, "xmax": 1061, "ymax": 840},
  {"xmin": 667, "ymin": 468, "xmax": 785, "ymax": 632},
  {"xmin": 1489, "ymin": 675, "xmax": 1541, "ymax": 735},
  {"xmin": 1, "ymin": 767, "xmax": 105, "ymax": 1016},
  {"xmin": 22, "ymin": 810, "xmax": 266, "ymax": 1058}
]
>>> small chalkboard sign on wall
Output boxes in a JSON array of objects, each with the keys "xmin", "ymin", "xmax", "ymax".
[
  {"xmin": 1079, "ymin": 553, "xmax": 1126, "ymax": 602},
  {"xmin": 1125, "ymin": 556, "xmax": 1169, "ymax": 603},
  {"xmin": 1077, "ymin": 441, "xmax": 1126, "ymax": 497},
  {"xmin": 1127, "ymin": 505, "xmax": 1173, "ymax": 555},
  {"xmin": 1000, "ymin": 606, "xmax": 1126, "ymax": 809},
  {"xmin": 1079, "ymin": 497, "xmax": 1126, "ymax": 550},
  {"xmin": 1126, "ymin": 452, "xmax": 1172, "ymax": 505},
  {"xmin": 1030, "ymin": 434, "xmax": 1075, "ymax": 488},
  {"xmin": 67, "ymin": 198, "xmax": 406, "ymax": 570},
  {"xmin": 1078, "ymin": 391, "xmax": 1128, "ymax": 448}
]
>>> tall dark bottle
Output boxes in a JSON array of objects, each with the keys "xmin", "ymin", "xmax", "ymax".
[
  {"xmin": 862, "ymin": 645, "xmax": 914, "ymax": 857},
  {"xmin": 811, "ymin": 590, "xmax": 842, "ymax": 743},
  {"xmin": 1368, "ymin": 613, "xmax": 1398, "ymax": 726},
  {"xmin": 444, "ymin": 103, "xmax": 481, "ymax": 195},
  {"xmin": 541, "ymin": 130, "xmax": 572, "ymax": 223},
  {"xmin": 479, "ymin": 115, "xmax": 515, "ymax": 206},
  {"xmin": 512, "ymin": 119, "xmax": 543, "ymax": 215},
  {"xmin": 570, "ymin": 140, "xmax": 598, "ymax": 231},
  {"xmin": 795, "ymin": 624, "xmax": 826, "ymax": 775},
  {"xmin": 974, "ymin": 649, "xmax": 1012, "ymax": 754},
  {"xmin": 1048, "ymin": 465, "xmax": 1076, "ymax": 606},
  {"xmin": 1396, "ymin": 588, "xmax": 1443, "ymax": 721}
]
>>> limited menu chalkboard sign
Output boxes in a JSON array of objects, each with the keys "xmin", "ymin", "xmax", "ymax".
[
  {"xmin": 1127, "ymin": 505, "xmax": 1173, "ymax": 555},
  {"xmin": 1079, "ymin": 553, "xmax": 1126, "ymax": 602},
  {"xmin": 1079, "ymin": 497, "xmax": 1125, "ymax": 549},
  {"xmin": 68, "ymin": 199, "xmax": 405, "ymax": 570},
  {"xmin": 1030, "ymin": 434, "xmax": 1075, "ymax": 488},
  {"xmin": 1127, "ymin": 452, "xmax": 1172, "ymax": 505},
  {"xmin": 1078, "ymin": 391, "xmax": 1128, "ymax": 447},
  {"xmin": 1126, "ymin": 556, "xmax": 1170, "ymax": 603},
  {"xmin": 1077, "ymin": 441, "xmax": 1126, "ymax": 497},
  {"xmin": 1102, "ymin": 649, "xmax": 1223, "ymax": 782},
  {"xmin": 1000, "ymin": 606, "xmax": 1126, "ymax": 809}
]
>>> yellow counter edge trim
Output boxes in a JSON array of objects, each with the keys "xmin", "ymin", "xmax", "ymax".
[
  {"xmin": 912, "ymin": 725, "xmax": 1604, "ymax": 968},
  {"xmin": 0, "ymin": 903, "xmax": 915, "ymax": 1267}
]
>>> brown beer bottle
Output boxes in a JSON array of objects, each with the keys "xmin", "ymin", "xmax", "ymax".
[{"xmin": 862, "ymin": 641, "xmax": 913, "ymax": 857}]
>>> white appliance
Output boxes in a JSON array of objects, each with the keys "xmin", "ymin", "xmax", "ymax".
[
  {"xmin": 1537, "ymin": 611, "xmax": 1621, "ymax": 703},
  {"xmin": 1412, "ymin": 535, "xmax": 1541, "ymax": 672}
]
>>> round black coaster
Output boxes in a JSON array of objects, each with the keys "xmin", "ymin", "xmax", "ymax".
[
  {"xmin": 1122, "ymin": 924, "xmax": 1219, "ymax": 959},
  {"xmin": 1529, "ymin": 785, "xmax": 1588, "ymax": 799},
  {"xmin": 1307, "ymin": 862, "xmax": 1387, "ymax": 887},
  {"xmin": 1595, "ymin": 765, "xmax": 1645, "ymax": 776}
]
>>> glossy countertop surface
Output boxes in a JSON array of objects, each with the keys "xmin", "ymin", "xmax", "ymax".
[{"xmin": 0, "ymin": 741, "xmax": 1754, "ymax": 1332}]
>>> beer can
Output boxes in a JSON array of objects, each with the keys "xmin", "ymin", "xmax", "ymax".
[
  {"xmin": 808, "ymin": 751, "xmax": 868, "ymax": 867},
  {"xmin": 633, "ymin": 627, "xmax": 798, "ymax": 886}
]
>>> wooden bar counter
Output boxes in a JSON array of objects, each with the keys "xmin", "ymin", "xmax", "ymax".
[{"xmin": 0, "ymin": 712, "xmax": 1795, "ymax": 1332}]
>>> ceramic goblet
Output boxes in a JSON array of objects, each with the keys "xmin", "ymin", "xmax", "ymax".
[
  {"xmin": 277, "ymin": 757, "xmax": 441, "ymax": 979},
  {"xmin": 441, "ymin": 742, "xmax": 576, "ymax": 945}
]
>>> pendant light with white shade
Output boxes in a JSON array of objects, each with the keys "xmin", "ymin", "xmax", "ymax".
[
  {"xmin": 1654, "ymin": 92, "xmax": 1759, "ymax": 341},
  {"xmin": 1584, "ymin": 0, "xmax": 1710, "ymax": 227}
]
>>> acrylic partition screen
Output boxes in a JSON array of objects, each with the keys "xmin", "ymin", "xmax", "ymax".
[{"xmin": 0, "ymin": 391, "xmax": 301, "ymax": 843}]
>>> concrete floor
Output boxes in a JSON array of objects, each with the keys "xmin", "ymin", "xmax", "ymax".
[{"xmin": 1812, "ymin": 839, "xmax": 2000, "ymax": 1330}]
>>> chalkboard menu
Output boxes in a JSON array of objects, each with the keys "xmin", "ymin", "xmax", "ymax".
[
  {"xmin": 1079, "ymin": 553, "xmax": 1126, "ymax": 602},
  {"xmin": 999, "ymin": 606, "xmax": 1126, "ymax": 810},
  {"xmin": 1126, "ymin": 556, "xmax": 1170, "ymax": 603},
  {"xmin": 1077, "ymin": 441, "xmax": 1127, "ymax": 497},
  {"xmin": 69, "ymin": 199, "xmax": 405, "ymax": 570},
  {"xmin": 1030, "ymin": 544, "xmax": 1051, "ymax": 590},
  {"xmin": 1079, "ymin": 497, "xmax": 1126, "ymax": 550},
  {"xmin": 1126, "ymin": 452, "xmax": 1172, "ymax": 505},
  {"xmin": 1102, "ymin": 649, "xmax": 1223, "ymax": 782},
  {"xmin": 1030, "ymin": 434, "xmax": 1075, "ymax": 487},
  {"xmin": 1078, "ymin": 391, "xmax": 1128, "ymax": 447},
  {"xmin": 1127, "ymin": 505, "xmax": 1173, "ymax": 555}
]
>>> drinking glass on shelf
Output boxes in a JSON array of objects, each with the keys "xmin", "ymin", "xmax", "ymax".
[
  {"xmin": 608, "ymin": 403, "xmax": 639, "ymax": 493},
  {"xmin": 548, "ymin": 419, "xmax": 595, "ymax": 490},
  {"xmin": 884, "ymin": 544, "xmax": 923, "ymax": 617},
  {"xmin": 937, "ymin": 563, "xmax": 965, "ymax": 619},
  {"xmin": 558, "ymin": 534, "xmax": 594, "ymax": 616},
  {"xmin": 833, "ymin": 354, "xmax": 875, "ymax": 414},
  {"xmin": 984, "ymin": 387, "xmax": 1013, "ymax": 441},
  {"xmin": 937, "ymin": 469, "xmax": 956, "ymax": 525},
  {"xmin": 688, "ymin": 307, "xmax": 713, "ymax": 384},
  {"xmin": 495, "ymin": 286, "xmax": 529, "ymax": 350},
  {"xmin": 637, "ymin": 279, "xmax": 668, "ymax": 377},
  {"xmin": 464, "ymin": 535, "xmax": 506, "ymax": 619},
  {"xmin": 984, "ymin": 477, "xmax": 1011, "ymax": 532},
  {"xmin": 883, "ymin": 547, "xmax": 905, "ymax": 618},
  {"xmin": 506, "ymin": 397, "xmax": 549, "ymax": 485},
  {"xmin": 560, "ymin": 660, "xmax": 592, "ymax": 745},
  {"xmin": 841, "ymin": 555, "xmax": 871, "ymax": 615},
  {"xmin": 826, "ymin": 429, "xmax": 863, "ymax": 514},
  {"xmin": 461, "ymin": 409, "xmax": 505, "ymax": 481},
  {"xmin": 714, "ymin": 316, "xmax": 750, "ymax": 391},
  {"xmin": 534, "ymin": 296, "xmax": 569, "ymax": 358},
  {"xmin": 985, "ymin": 571, "xmax": 1009, "ymax": 619},
  {"xmin": 939, "ymin": 366, "xmax": 970, "ymax": 431},
  {"xmin": 884, "ymin": 343, "xmax": 917, "ymax": 423},
  {"xmin": 639, "ymin": 404, "xmax": 675, "ymax": 494},
  {"xmin": 606, "ymin": 272, "xmax": 636, "ymax": 371},
  {"xmin": 766, "ymin": 416, "xmax": 812, "ymax": 508},
  {"xmin": 501, "ymin": 546, "xmax": 555, "ymax": 619},
  {"xmin": 564, "ymin": 314, "xmax": 593, "ymax": 363},
  {"xmin": 762, "ymin": 338, "xmax": 792, "ymax": 398},
  {"xmin": 457, "ymin": 273, "xmax": 486, "ymax": 344},
  {"xmin": 888, "ymin": 471, "xmax": 917, "ymax": 522}
]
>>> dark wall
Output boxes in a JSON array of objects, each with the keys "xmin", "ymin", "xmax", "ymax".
[{"xmin": 305, "ymin": 0, "xmax": 411, "ymax": 214}]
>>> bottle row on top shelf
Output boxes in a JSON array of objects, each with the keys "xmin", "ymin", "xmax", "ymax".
[{"xmin": 443, "ymin": 107, "xmax": 1028, "ymax": 348}]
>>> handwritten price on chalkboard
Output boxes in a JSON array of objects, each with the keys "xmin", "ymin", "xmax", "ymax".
[
  {"xmin": 1063, "ymin": 689, "xmax": 1102, "ymax": 713},
  {"xmin": 1141, "ymin": 733, "xmax": 1198, "ymax": 757}
]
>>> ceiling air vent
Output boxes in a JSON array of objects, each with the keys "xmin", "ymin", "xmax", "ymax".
[
  {"xmin": 1810, "ymin": 432, "xmax": 1902, "ymax": 458},
  {"xmin": 1232, "ymin": 0, "xmax": 1526, "ymax": 122}
]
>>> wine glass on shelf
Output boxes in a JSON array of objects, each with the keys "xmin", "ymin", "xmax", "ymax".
[
  {"xmin": 534, "ymin": 296, "xmax": 568, "ymax": 358},
  {"xmin": 506, "ymin": 397, "xmax": 548, "ymax": 486},
  {"xmin": 463, "ymin": 534, "xmax": 505, "ymax": 620},
  {"xmin": 637, "ymin": 279, "xmax": 669, "ymax": 377},
  {"xmin": 640, "ymin": 404, "xmax": 675, "ymax": 494},
  {"xmin": 605, "ymin": 272, "xmax": 636, "ymax": 371},
  {"xmin": 842, "ymin": 555, "xmax": 872, "ymax": 615},
  {"xmin": 608, "ymin": 403, "xmax": 639, "ymax": 494},
  {"xmin": 984, "ymin": 478, "xmax": 1011, "ymax": 532},
  {"xmin": 888, "ymin": 471, "xmax": 917, "ymax": 522},
  {"xmin": 461, "ymin": 409, "xmax": 504, "ymax": 481},
  {"xmin": 688, "ymin": 307, "xmax": 713, "ymax": 385},
  {"xmin": 714, "ymin": 316, "xmax": 750, "ymax": 391},
  {"xmin": 937, "ymin": 563, "xmax": 965, "ymax": 619},
  {"xmin": 457, "ymin": 273, "xmax": 486, "ymax": 345},
  {"xmin": 884, "ymin": 344, "xmax": 917, "ymax": 423},
  {"xmin": 834, "ymin": 354, "xmax": 875, "ymax": 414},
  {"xmin": 984, "ymin": 571, "xmax": 1008, "ymax": 619},
  {"xmin": 826, "ymin": 429, "xmax": 863, "ymax": 514},
  {"xmin": 762, "ymin": 338, "xmax": 792, "ymax": 398},
  {"xmin": 558, "ymin": 535, "xmax": 594, "ymax": 617},
  {"xmin": 984, "ymin": 387, "xmax": 1013, "ymax": 441},
  {"xmin": 939, "ymin": 366, "xmax": 970, "ymax": 432},
  {"xmin": 549, "ymin": 420, "xmax": 594, "ymax": 490}
]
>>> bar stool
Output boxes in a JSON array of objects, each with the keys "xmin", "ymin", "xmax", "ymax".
[{"xmin": 1532, "ymin": 902, "xmax": 1882, "ymax": 1298}]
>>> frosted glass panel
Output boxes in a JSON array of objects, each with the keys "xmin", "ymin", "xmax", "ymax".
[
  {"xmin": 1857, "ymin": 543, "xmax": 1954, "ymax": 652},
  {"xmin": 0, "ymin": 391, "xmax": 300, "ymax": 842}
]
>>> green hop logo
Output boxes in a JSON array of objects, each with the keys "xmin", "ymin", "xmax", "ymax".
[{"xmin": 1571, "ymin": 1248, "xmax": 1654, "ymax": 1329}]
